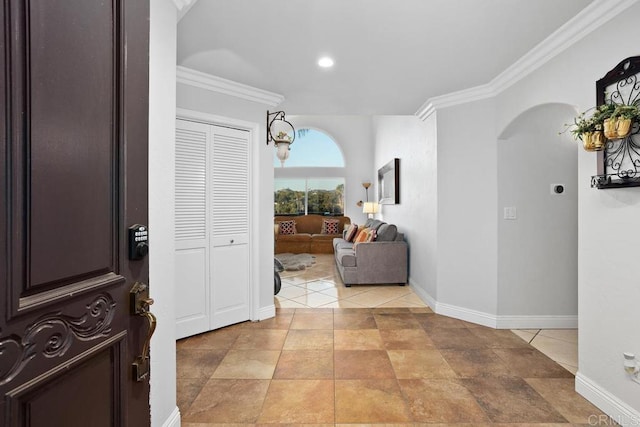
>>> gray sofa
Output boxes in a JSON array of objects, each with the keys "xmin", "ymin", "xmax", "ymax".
[{"xmin": 332, "ymin": 219, "xmax": 408, "ymax": 286}]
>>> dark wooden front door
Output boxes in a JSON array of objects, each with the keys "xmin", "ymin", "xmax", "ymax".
[{"xmin": 1, "ymin": 1, "xmax": 150, "ymax": 426}]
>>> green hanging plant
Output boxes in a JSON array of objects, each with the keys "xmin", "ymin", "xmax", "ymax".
[
  {"xmin": 561, "ymin": 103, "xmax": 616, "ymax": 140},
  {"xmin": 605, "ymin": 104, "xmax": 639, "ymax": 139}
]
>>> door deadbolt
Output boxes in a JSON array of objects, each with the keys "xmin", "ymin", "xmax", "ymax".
[{"xmin": 128, "ymin": 224, "xmax": 149, "ymax": 260}]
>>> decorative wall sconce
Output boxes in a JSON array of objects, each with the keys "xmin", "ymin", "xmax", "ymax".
[
  {"xmin": 267, "ymin": 110, "xmax": 296, "ymax": 167},
  {"xmin": 356, "ymin": 182, "xmax": 372, "ymax": 207}
]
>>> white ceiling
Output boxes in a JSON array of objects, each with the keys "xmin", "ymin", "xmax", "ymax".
[{"xmin": 177, "ymin": 0, "xmax": 594, "ymax": 115}]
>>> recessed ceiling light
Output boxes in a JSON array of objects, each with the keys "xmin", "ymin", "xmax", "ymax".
[{"xmin": 318, "ymin": 57, "xmax": 334, "ymax": 68}]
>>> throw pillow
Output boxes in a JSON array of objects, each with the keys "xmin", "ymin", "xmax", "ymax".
[
  {"xmin": 344, "ymin": 223, "xmax": 358, "ymax": 242},
  {"xmin": 353, "ymin": 227, "xmax": 371, "ymax": 244},
  {"xmin": 321, "ymin": 218, "xmax": 340, "ymax": 234},
  {"xmin": 364, "ymin": 228, "xmax": 376, "ymax": 243},
  {"xmin": 354, "ymin": 228, "xmax": 376, "ymax": 250},
  {"xmin": 376, "ymin": 223, "xmax": 398, "ymax": 241},
  {"xmin": 278, "ymin": 219, "xmax": 297, "ymax": 235}
]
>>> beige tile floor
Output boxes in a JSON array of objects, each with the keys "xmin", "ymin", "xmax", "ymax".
[
  {"xmin": 512, "ymin": 328, "xmax": 579, "ymax": 375},
  {"xmin": 176, "ymin": 308, "xmax": 607, "ymax": 425},
  {"xmin": 276, "ymin": 254, "xmax": 579, "ymax": 374},
  {"xmin": 275, "ymin": 254, "xmax": 429, "ymax": 309},
  {"xmin": 175, "ymin": 254, "xmax": 594, "ymax": 425}
]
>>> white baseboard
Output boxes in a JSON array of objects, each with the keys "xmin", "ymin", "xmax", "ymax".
[
  {"xmin": 256, "ymin": 304, "xmax": 276, "ymax": 321},
  {"xmin": 496, "ymin": 314, "xmax": 578, "ymax": 329},
  {"xmin": 408, "ymin": 277, "xmax": 577, "ymax": 329},
  {"xmin": 160, "ymin": 406, "xmax": 180, "ymax": 427},
  {"xmin": 409, "ymin": 278, "xmax": 436, "ymax": 310},
  {"xmin": 575, "ymin": 373, "xmax": 640, "ymax": 427},
  {"xmin": 409, "ymin": 277, "xmax": 496, "ymax": 328},
  {"xmin": 437, "ymin": 302, "xmax": 497, "ymax": 328}
]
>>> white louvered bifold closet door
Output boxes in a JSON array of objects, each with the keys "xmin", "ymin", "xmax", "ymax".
[
  {"xmin": 175, "ymin": 119, "xmax": 211, "ymax": 339},
  {"xmin": 210, "ymin": 125, "xmax": 251, "ymax": 329},
  {"xmin": 175, "ymin": 119, "xmax": 252, "ymax": 337}
]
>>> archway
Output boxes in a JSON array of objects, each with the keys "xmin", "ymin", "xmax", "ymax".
[{"xmin": 497, "ymin": 103, "xmax": 579, "ymax": 333}]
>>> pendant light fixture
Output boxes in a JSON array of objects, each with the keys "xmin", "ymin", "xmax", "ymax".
[{"xmin": 267, "ymin": 110, "xmax": 296, "ymax": 167}]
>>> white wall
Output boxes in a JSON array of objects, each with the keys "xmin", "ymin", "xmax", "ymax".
[
  {"xmin": 283, "ymin": 115, "xmax": 375, "ymax": 225},
  {"xmin": 491, "ymin": 3, "xmax": 640, "ymax": 421},
  {"xmin": 497, "ymin": 104, "xmax": 578, "ymax": 318},
  {"xmin": 149, "ymin": 1, "xmax": 178, "ymax": 426},
  {"xmin": 375, "ymin": 103, "xmax": 578, "ymax": 330},
  {"xmin": 436, "ymin": 98, "xmax": 499, "ymax": 317},
  {"xmin": 420, "ymin": 2, "xmax": 640, "ymax": 421},
  {"xmin": 176, "ymin": 83, "xmax": 275, "ymax": 318},
  {"xmin": 372, "ymin": 115, "xmax": 437, "ymax": 300}
]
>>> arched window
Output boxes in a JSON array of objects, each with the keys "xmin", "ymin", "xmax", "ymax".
[
  {"xmin": 273, "ymin": 128, "xmax": 345, "ymax": 167},
  {"xmin": 274, "ymin": 128, "xmax": 346, "ymax": 215}
]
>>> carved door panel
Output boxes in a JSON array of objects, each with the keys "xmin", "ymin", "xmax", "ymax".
[{"xmin": 1, "ymin": 1, "xmax": 150, "ymax": 426}]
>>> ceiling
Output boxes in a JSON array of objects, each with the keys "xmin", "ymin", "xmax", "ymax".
[{"xmin": 177, "ymin": 0, "xmax": 594, "ymax": 115}]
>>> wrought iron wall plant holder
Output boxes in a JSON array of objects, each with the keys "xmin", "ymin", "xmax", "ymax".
[{"xmin": 591, "ymin": 56, "xmax": 640, "ymax": 189}]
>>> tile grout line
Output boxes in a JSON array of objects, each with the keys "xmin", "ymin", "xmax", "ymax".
[
  {"xmin": 529, "ymin": 329, "xmax": 542, "ymax": 345},
  {"xmin": 536, "ymin": 330, "xmax": 579, "ymax": 345}
]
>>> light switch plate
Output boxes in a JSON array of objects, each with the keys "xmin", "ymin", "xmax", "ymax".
[{"xmin": 504, "ymin": 206, "xmax": 517, "ymax": 220}]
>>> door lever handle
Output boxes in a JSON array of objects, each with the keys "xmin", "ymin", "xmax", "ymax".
[
  {"xmin": 138, "ymin": 297, "xmax": 154, "ymax": 313},
  {"xmin": 130, "ymin": 282, "xmax": 157, "ymax": 381}
]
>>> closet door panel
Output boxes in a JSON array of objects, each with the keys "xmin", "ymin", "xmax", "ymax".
[
  {"xmin": 175, "ymin": 247, "xmax": 209, "ymax": 338},
  {"xmin": 175, "ymin": 120, "xmax": 210, "ymax": 338},
  {"xmin": 211, "ymin": 244, "xmax": 249, "ymax": 329},
  {"xmin": 211, "ymin": 128, "xmax": 249, "ymax": 244},
  {"xmin": 210, "ymin": 125, "xmax": 251, "ymax": 328}
]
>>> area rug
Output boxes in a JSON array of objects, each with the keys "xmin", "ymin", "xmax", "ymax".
[{"xmin": 275, "ymin": 253, "xmax": 316, "ymax": 271}]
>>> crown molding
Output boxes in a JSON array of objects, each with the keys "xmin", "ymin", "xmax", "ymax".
[
  {"xmin": 415, "ymin": 0, "xmax": 639, "ymax": 121},
  {"xmin": 415, "ymin": 83, "xmax": 495, "ymax": 121},
  {"xmin": 176, "ymin": 66, "xmax": 285, "ymax": 107},
  {"xmin": 491, "ymin": 0, "xmax": 639, "ymax": 92},
  {"xmin": 173, "ymin": 0, "xmax": 194, "ymax": 11},
  {"xmin": 415, "ymin": 102, "xmax": 436, "ymax": 122},
  {"xmin": 174, "ymin": 0, "xmax": 199, "ymax": 21}
]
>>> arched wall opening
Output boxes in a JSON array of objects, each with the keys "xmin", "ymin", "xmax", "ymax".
[
  {"xmin": 272, "ymin": 127, "xmax": 346, "ymax": 168},
  {"xmin": 496, "ymin": 103, "xmax": 579, "ymax": 321},
  {"xmin": 273, "ymin": 127, "xmax": 347, "ymax": 217}
]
